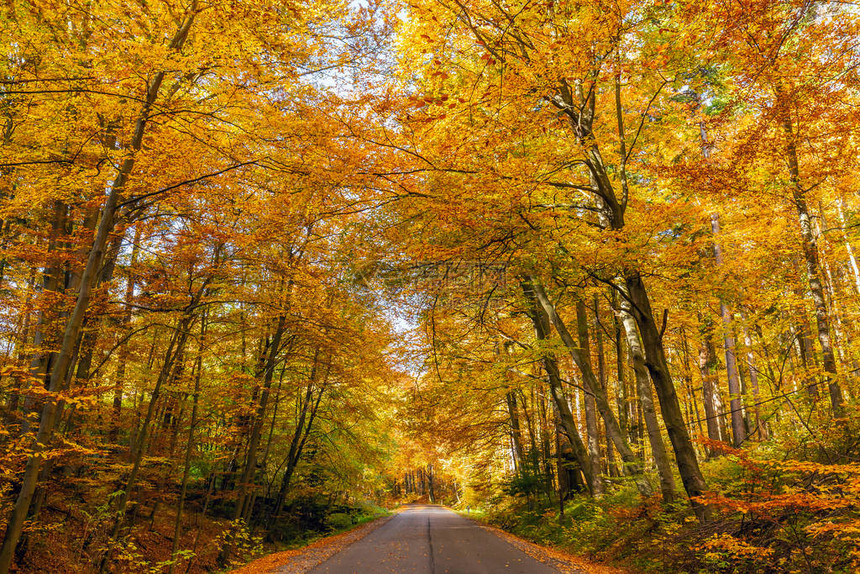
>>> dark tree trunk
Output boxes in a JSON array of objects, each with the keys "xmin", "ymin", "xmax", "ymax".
[
  {"xmin": 624, "ymin": 273, "xmax": 711, "ymax": 522},
  {"xmin": 521, "ymin": 281, "xmax": 597, "ymax": 496}
]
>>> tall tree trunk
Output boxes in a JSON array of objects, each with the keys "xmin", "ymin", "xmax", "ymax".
[
  {"xmin": 623, "ymin": 273, "xmax": 710, "ymax": 522},
  {"xmin": 593, "ymin": 296, "xmax": 619, "ymax": 478},
  {"xmin": 29, "ymin": 214, "xmax": 116, "ymax": 527},
  {"xmin": 234, "ymin": 314, "xmax": 287, "ymax": 522},
  {"xmin": 168, "ymin": 314, "xmax": 207, "ymax": 574},
  {"xmin": 0, "ymin": 9, "xmax": 199, "ymax": 569},
  {"xmin": 698, "ymin": 314, "xmax": 728, "ymax": 449},
  {"xmin": 779, "ymin": 87, "xmax": 844, "ymax": 415},
  {"xmin": 538, "ymin": 390, "xmax": 554, "ymax": 501},
  {"xmin": 612, "ymin": 290, "xmax": 634, "ymax": 447},
  {"xmin": 505, "ymin": 390, "xmax": 526, "ymax": 471},
  {"xmin": 837, "ymin": 198, "xmax": 860, "ymax": 296},
  {"xmin": 555, "ymin": 415, "xmax": 582, "ymax": 499},
  {"xmin": 793, "ymin": 315, "xmax": 820, "ymax": 398},
  {"xmin": 521, "ymin": 388, "xmax": 539, "ymax": 470},
  {"xmin": 19, "ymin": 201, "xmax": 68, "ymax": 433},
  {"xmin": 711, "ymin": 215, "xmax": 746, "ymax": 446},
  {"xmin": 273, "ymin": 351, "xmax": 328, "ymax": 518},
  {"xmin": 680, "ymin": 328, "xmax": 706, "ymax": 445},
  {"xmin": 575, "ymin": 299, "xmax": 604, "ymax": 486},
  {"xmin": 529, "ymin": 279, "xmax": 652, "ymax": 496},
  {"xmin": 427, "ymin": 464, "xmax": 436, "ymax": 503},
  {"xmin": 261, "ymin": 364, "xmax": 290, "ymax": 503},
  {"xmin": 617, "ymin": 298, "xmax": 676, "ymax": 503},
  {"xmin": 111, "ymin": 226, "xmax": 142, "ymax": 442},
  {"xmin": 740, "ymin": 318, "xmax": 765, "ymax": 440},
  {"xmin": 521, "ymin": 281, "xmax": 597, "ymax": 496}
]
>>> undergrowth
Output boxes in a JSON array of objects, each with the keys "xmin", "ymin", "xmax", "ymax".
[{"xmin": 476, "ymin": 411, "xmax": 860, "ymax": 574}]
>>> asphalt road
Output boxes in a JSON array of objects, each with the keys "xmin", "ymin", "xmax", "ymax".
[{"xmin": 306, "ymin": 505, "xmax": 562, "ymax": 574}]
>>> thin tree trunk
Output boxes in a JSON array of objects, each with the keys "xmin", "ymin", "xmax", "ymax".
[
  {"xmin": 698, "ymin": 314, "xmax": 728, "ymax": 449},
  {"xmin": 837, "ymin": 198, "xmax": 860, "ymax": 296},
  {"xmin": 111, "ymin": 226, "xmax": 141, "ymax": 442},
  {"xmin": 793, "ymin": 313, "xmax": 820, "ymax": 399},
  {"xmin": 168, "ymin": 314, "xmax": 206, "ymax": 574},
  {"xmin": 680, "ymin": 328, "xmax": 706, "ymax": 444},
  {"xmin": 20, "ymin": 201, "xmax": 68, "ymax": 433},
  {"xmin": 779, "ymin": 87, "xmax": 844, "ymax": 415},
  {"xmin": 520, "ymin": 388, "xmax": 539, "ymax": 471},
  {"xmin": 529, "ymin": 280, "xmax": 652, "ymax": 496},
  {"xmin": 611, "ymin": 290, "xmax": 634, "ymax": 447},
  {"xmin": 555, "ymin": 414, "xmax": 581, "ymax": 499},
  {"xmin": 235, "ymin": 314, "xmax": 287, "ymax": 522},
  {"xmin": 521, "ymin": 281, "xmax": 596, "ymax": 496},
  {"xmin": 538, "ymin": 390, "xmax": 554, "ymax": 501},
  {"xmin": 740, "ymin": 317, "xmax": 765, "ymax": 440},
  {"xmin": 624, "ymin": 273, "xmax": 710, "ymax": 522},
  {"xmin": 617, "ymin": 298, "xmax": 676, "ymax": 503},
  {"xmin": 427, "ymin": 464, "xmax": 436, "ymax": 503},
  {"xmin": 505, "ymin": 390, "xmax": 526, "ymax": 471},
  {"xmin": 710, "ymin": 214, "xmax": 746, "ymax": 446},
  {"xmin": 273, "ymin": 352, "xmax": 328, "ymax": 518},
  {"xmin": 576, "ymin": 299, "xmax": 604, "ymax": 485},
  {"xmin": 593, "ymin": 296, "xmax": 619, "ymax": 478},
  {"xmin": 0, "ymin": 9, "xmax": 199, "ymax": 567},
  {"xmin": 262, "ymin": 364, "xmax": 289, "ymax": 502}
]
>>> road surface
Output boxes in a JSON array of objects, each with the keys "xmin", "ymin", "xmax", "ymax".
[{"xmin": 305, "ymin": 505, "xmax": 564, "ymax": 574}]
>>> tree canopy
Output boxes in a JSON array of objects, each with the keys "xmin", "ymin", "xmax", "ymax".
[{"xmin": 1, "ymin": 0, "xmax": 860, "ymax": 572}]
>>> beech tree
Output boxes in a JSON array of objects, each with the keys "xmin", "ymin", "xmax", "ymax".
[{"xmin": 1, "ymin": 0, "xmax": 860, "ymax": 572}]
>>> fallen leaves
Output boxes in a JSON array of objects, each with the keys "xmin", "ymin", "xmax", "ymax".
[{"xmin": 229, "ymin": 515, "xmax": 393, "ymax": 574}]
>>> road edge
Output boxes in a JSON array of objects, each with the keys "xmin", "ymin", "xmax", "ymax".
[
  {"xmin": 459, "ymin": 512, "xmax": 634, "ymax": 574},
  {"xmin": 229, "ymin": 513, "xmax": 394, "ymax": 574}
]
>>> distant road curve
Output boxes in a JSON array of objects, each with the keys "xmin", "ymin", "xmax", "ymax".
[{"xmin": 301, "ymin": 504, "xmax": 572, "ymax": 574}]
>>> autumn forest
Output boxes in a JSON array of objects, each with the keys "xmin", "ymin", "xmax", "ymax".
[{"xmin": 1, "ymin": 0, "xmax": 859, "ymax": 572}]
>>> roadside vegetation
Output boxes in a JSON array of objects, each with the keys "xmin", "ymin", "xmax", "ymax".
[{"xmin": 2, "ymin": 1, "xmax": 860, "ymax": 572}]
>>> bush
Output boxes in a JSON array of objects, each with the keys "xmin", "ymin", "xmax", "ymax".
[{"xmin": 326, "ymin": 512, "xmax": 353, "ymax": 530}]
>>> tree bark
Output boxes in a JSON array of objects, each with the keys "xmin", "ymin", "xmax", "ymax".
[
  {"xmin": 710, "ymin": 214, "xmax": 746, "ymax": 446},
  {"xmin": 680, "ymin": 327, "xmax": 706, "ymax": 444},
  {"xmin": 611, "ymin": 290, "xmax": 635, "ymax": 447},
  {"xmin": 575, "ymin": 299, "xmax": 604, "ymax": 486},
  {"xmin": 521, "ymin": 281, "xmax": 597, "ymax": 496},
  {"xmin": 427, "ymin": 464, "xmax": 436, "ymax": 503},
  {"xmin": 779, "ymin": 87, "xmax": 844, "ymax": 415},
  {"xmin": 530, "ymin": 279, "xmax": 652, "ymax": 496},
  {"xmin": 273, "ymin": 350, "xmax": 328, "ymax": 519},
  {"xmin": 0, "ymin": 9, "xmax": 199, "ymax": 569},
  {"xmin": 168, "ymin": 314, "xmax": 207, "ymax": 574},
  {"xmin": 740, "ymin": 318, "xmax": 765, "ymax": 440},
  {"xmin": 698, "ymin": 314, "xmax": 728, "ymax": 450},
  {"xmin": 616, "ymin": 297, "xmax": 676, "ymax": 503},
  {"xmin": 623, "ymin": 273, "xmax": 710, "ymax": 522},
  {"xmin": 505, "ymin": 390, "xmax": 526, "ymax": 471},
  {"xmin": 111, "ymin": 226, "xmax": 141, "ymax": 442},
  {"xmin": 234, "ymin": 314, "xmax": 287, "ymax": 522},
  {"xmin": 593, "ymin": 296, "xmax": 619, "ymax": 478}
]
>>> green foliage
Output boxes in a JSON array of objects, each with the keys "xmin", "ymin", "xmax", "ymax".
[
  {"xmin": 269, "ymin": 494, "xmax": 388, "ymax": 546},
  {"xmin": 502, "ymin": 462, "xmax": 545, "ymax": 500},
  {"xmin": 326, "ymin": 512, "xmax": 353, "ymax": 530}
]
